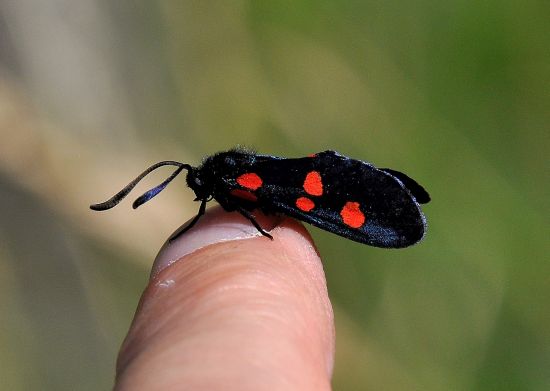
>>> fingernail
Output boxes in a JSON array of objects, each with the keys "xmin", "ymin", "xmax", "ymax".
[{"xmin": 151, "ymin": 206, "xmax": 282, "ymax": 279}]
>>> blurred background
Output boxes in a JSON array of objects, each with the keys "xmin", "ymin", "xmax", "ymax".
[{"xmin": 0, "ymin": 1, "xmax": 548, "ymax": 390}]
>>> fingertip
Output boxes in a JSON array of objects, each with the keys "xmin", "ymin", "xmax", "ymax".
[
  {"xmin": 151, "ymin": 206, "xmax": 283, "ymax": 279},
  {"xmin": 117, "ymin": 207, "xmax": 335, "ymax": 390}
]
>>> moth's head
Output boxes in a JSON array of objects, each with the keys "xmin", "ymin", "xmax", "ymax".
[{"xmin": 186, "ymin": 167, "xmax": 213, "ymax": 201}]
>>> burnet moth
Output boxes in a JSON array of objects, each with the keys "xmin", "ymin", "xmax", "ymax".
[{"xmin": 90, "ymin": 149, "xmax": 430, "ymax": 248}]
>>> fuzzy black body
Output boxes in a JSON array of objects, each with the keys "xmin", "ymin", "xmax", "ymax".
[
  {"xmin": 91, "ymin": 149, "xmax": 430, "ymax": 248},
  {"xmin": 187, "ymin": 150, "xmax": 429, "ymax": 248}
]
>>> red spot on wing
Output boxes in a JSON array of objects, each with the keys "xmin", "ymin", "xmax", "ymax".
[
  {"xmin": 303, "ymin": 171, "xmax": 323, "ymax": 196},
  {"xmin": 237, "ymin": 173, "xmax": 263, "ymax": 190},
  {"xmin": 308, "ymin": 153, "xmax": 317, "ymax": 158},
  {"xmin": 296, "ymin": 197, "xmax": 315, "ymax": 212},
  {"xmin": 340, "ymin": 201, "xmax": 365, "ymax": 228},
  {"xmin": 230, "ymin": 189, "xmax": 258, "ymax": 202}
]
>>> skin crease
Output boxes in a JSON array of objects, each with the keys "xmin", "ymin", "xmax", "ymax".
[{"xmin": 115, "ymin": 209, "xmax": 335, "ymax": 391}]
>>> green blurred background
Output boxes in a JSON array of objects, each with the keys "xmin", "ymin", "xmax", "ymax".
[{"xmin": 0, "ymin": 1, "xmax": 548, "ymax": 390}]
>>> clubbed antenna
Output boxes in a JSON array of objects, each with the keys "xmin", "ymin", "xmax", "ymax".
[
  {"xmin": 90, "ymin": 161, "xmax": 191, "ymax": 211},
  {"xmin": 132, "ymin": 164, "xmax": 187, "ymax": 209}
]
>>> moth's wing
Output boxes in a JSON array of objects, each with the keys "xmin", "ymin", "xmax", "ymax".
[
  {"xmin": 380, "ymin": 168, "xmax": 431, "ymax": 204},
  {"xmin": 252, "ymin": 151, "xmax": 428, "ymax": 248}
]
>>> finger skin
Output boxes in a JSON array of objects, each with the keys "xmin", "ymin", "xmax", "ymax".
[{"xmin": 115, "ymin": 215, "xmax": 335, "ymax": 391}]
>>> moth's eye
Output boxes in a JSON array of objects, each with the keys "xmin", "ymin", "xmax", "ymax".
[{"xmin": 194, "ymin": 177, "xmax": 202, "ymax": 186}]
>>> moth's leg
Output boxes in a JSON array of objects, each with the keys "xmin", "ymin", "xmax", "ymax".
[
  {"xmin": 169, "ymin": 199, "xmax": 207, "ymax": 241},
  {"xmin": 236, "ymin": 207, "xmax": 273, "ymax": 240}
]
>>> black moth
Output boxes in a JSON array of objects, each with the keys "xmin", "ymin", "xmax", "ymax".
[{"xmin": 91, "ymin": 149, "xmax": 430, "ymax": 248}]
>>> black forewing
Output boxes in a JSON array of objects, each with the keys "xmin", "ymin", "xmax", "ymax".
[
  {"xmin": 250, "ymin": 151, "xmax": 428, "ymax": 248},
  {"xmin": 380, "ymin": 168, "xmax": 430, "ymax": 204}
]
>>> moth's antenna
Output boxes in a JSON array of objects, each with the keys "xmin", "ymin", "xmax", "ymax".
[
  {"xmin": 132, "ymin": 164, "xmax": 187, "ymax": 209},
  {"xmin": 90, "ymin": 161, "xmax": 191, "ymax": 211}
]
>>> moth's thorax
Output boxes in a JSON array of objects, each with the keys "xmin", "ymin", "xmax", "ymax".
[{"xmin": 206, "ymin": 151, "xmax": 257, "ymax": 182}]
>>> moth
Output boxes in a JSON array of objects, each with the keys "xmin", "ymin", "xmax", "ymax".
[{"xmin": 91, "ymin": 149, "xmax": 430, "ymax": 248}]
